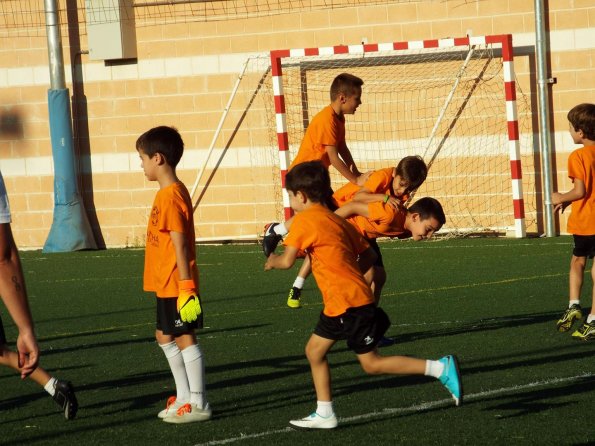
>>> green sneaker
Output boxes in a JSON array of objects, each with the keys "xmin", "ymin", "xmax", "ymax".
[
  {"xmin": 556, "ymin": 304, "xmax": 582, "ymax": 332},
  {"xmin": 571, "ymin": 320, "xmax": 595, "ymax": 341},
  {"xmin": 287, "ymin": 287, "xmax": 302, "ymax": 309}
]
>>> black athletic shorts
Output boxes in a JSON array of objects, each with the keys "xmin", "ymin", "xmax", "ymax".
[
  {"xmin": 572, "ymin": 234, "xmax": 595, "ymax": 258},
  {"xmin": 314, "ymin": 304, "xmax": 390, "ymax": 354},
  {"xmin": 366, "ymin": 238, "xmax": 384, "ymax": 268},
  {"xmin": 156, "ymin": 296, "xmax": 202, "ymax": 335},
  {"xmin": 0, "ymin": 314, "xmax": 6, "ymax": 345}
]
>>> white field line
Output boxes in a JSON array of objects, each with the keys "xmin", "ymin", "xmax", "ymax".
[{"xmin": 193, "ymin": 373, "xmax": 593, "ymax": 446}]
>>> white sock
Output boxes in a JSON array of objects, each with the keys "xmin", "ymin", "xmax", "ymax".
[
  {"xmin": 44, "ymin": 377, "xmax": 57, "ymax": 396},
  {"xmin": 293, "ymin": 276, "xmax": 306, "ymax": 289},
  {"xmin": 569, "ymin": 300, "xmax": 580, "ymax": 307},
  {"xmin": 424, "ymin": 360, "xmax": 445, "ymax": 379},
  {"xmin": 181, "ymin": 344, "xmax": 207, "ymax": 409},
  {"xmin": 316, "ymin": 400, "xmax": 334, "ymax": 417},
  {"xmin": 273, "ymin": 223, "xmax": 288, "ymax": 236},
  {"xmin": 159, "ymin": 341, "xmax": 190, "ymax": 403},
  {"xmin": 587, "ymin": 314, "xmax": 594, "ymax": 323}
]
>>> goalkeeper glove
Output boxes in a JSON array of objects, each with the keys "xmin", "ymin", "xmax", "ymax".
[{"xmin": 177, "ymin": 279, "xmax": 202, "ymax": 323}]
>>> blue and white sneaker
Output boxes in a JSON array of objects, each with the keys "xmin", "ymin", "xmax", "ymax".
[
  {"xmin": 289, "ymin": 412, "xmax": 338, "ymax": 429},
  {"xmin": 438, "ymin": 355, "xmax": 463, "ymax": 406}
]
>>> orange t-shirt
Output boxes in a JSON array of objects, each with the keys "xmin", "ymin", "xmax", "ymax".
[
  {"xmin": 347, "ymin": 202, "xmax": 408, "ymax": 239},
  {"xmin": 567, "ymin": 145, "xmax": 595, "ymax": 235},
  {"xmin": 333, "ymin": 167, "xmax": 395, "ymax": 206},
  {"xmin": 144, "ymin": 181, "xmax": 199, "ymax": 298},
  {"xmin": 289, "ymin": 105, "xmax": 345, "ymax": 171},
  {"xmin": 283, "ymin": 204, "xmax": 374, "ymax": 317}
]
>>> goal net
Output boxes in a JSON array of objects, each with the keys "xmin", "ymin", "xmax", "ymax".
[{"xmin": 266, "ymin": 35, "xmax": 535, "ymax": 237}]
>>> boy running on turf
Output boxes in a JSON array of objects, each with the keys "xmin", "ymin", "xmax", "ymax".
[
  {"xmin": 551, "ymin": 103, "xmax": 595, "ymax": 340},
  {"xmin": 263, "ymin": 73, "xmax": 371, "ymax": 251},
  {"xmin": 0, "ymin": 170, "xmax": 78, "ymax": 420},
  {"xmin": 137, "ymin": 126, "xmax": 211, "ymax": 423},
  {"xmin": 264, "ymin": 161, "xmax": 462, "ymax": 430},
  {"xmin": 287, "ymin": 155, "xmax": 428, "ymax": 308}
]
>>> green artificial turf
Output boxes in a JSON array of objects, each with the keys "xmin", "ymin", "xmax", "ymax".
[{"xmin": 1, "ymin": 236, "xmax": 594, "ymax": 445}]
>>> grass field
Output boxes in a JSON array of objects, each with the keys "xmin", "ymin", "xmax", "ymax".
[{"xmin": 1, "ymin": 236, "xmax": 594, "ymax": 445}]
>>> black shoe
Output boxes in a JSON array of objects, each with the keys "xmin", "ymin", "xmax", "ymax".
[
  {"xmin": 53, "ymin": 380, "xmax": 78, "ymax": 420},
  {"xmin": 263, "ymin": 223, "xmax": 283, "ymax": 257}
]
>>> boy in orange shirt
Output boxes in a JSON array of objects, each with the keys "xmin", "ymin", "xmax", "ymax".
[
  {"xmin": 137, "ymin": 126, "xmax": 211, "ymax": 422},
  {"xmin": 263, "ymin": 73, "xmax": 370, "ymax": 251},
  {"xmin": 264, "ymin": 161, "xmax": 462, "ymax": 429},
  {"xmin": 286, "ymin": 155, "xmax": 428, "ymax": 308},
  {"xmin": 551, "ymin": 103, "xmax": 595, "ymax": 340}
]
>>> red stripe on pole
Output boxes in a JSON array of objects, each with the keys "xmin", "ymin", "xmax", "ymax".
[
  {"xmin": 513, "ymin": 199, "xmax": 525, "ymax": 219},
  {"xmin": 504, "ymin": 81, "xmax": 516, "ymax": 101},
  {"xmin": 270, "ymin": 57, "xmax": 282, "ymax": 76},
  {"xmin": 454, "ymin": 36, "xmax": 470, "ymax": 45},
  {"xmin": 424, "ymin": 39, "xmax": 439, "ymax": 48},
  {"xmin": 334, "ymin": 45, "xmax": 349, "ymax": 54},
  {"xmin": 281, "ymin": 169, "xmax": 287, "ymax": 187},
  {"xmin": 277, "ymin": 132, "xmax": 288, "ymax": 151},
  {"xmin": 510, "ymin": 160, "xmax": 522, "ymax": 180},
  {"xmin": 305, "ymin": 47, "xmax": 320, "ymax": 56},
  {"xmin": 507, "ymin": 120, "xmax": 519, "ymax": 140},
  {"xmin": 284, "ymin": 206, "xmax": 293, "ymax": 220},
  {"xmin": 274, "ymin": 95, "xmax": 285, "ymax": 114},
  {"xmin": 364, "ymin": 43, "xmax": 379, "ymax": 52},
  {"xmin": 393, "ymin": 41, "xmax": 409, "ymax": 50}
]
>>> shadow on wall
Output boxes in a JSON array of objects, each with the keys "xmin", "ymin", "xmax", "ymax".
[{"xmin": 0, "ymin": 108, "xmax": 24, "ymax": 140}]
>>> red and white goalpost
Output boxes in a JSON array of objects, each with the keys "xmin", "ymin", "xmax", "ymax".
[{"xmin": 269, "ymin": 34, "xmax": 528, "ymax": 238}]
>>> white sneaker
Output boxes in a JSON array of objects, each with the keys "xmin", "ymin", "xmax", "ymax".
[
  {"xmin": 163, "ymin": 403, "xmax": 212, "ymax": 424},
  {"xmin": 289, "ymin": 412, "xmax": 338, "ymax": 429},
  {"xmin": 157, "ymin": 396, "xmax": 185, "ymax": 419}
]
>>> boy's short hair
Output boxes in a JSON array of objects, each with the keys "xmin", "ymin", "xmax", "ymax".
[
  {"xmin": 136, "ymin": 126, "xmax": 184, "ymax": 168},
  {"xmin": 330, "ymin": 73, "xmax": 364, "ymax": 101},
  {"xmin": 285, "ymin": 161, "xmax": 331, "ymax": 203},
  {"xmin": 396, "ymin": 155, "xmax": 428, "ymax": 191},
  {"xmin": 408, "ymin": 197, "xmax": 446, "ymax": 226},
  {"xmin": 568, "ymin": 103, "xmax": 595, "ymax": 141}
]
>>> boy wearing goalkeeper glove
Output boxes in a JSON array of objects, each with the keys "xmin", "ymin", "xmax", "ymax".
[
  {"xmin": 264, "ymin": 161, "xmax": 462, "ymax": 430},
  {"xmin": 551, "ymin": 103, "xmax": 595, "ymax": 341},
  {"xmin": 137, "ymin": 126, "xmax": 211, "ymax": 423}
]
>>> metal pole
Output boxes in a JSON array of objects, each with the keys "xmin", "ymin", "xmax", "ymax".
[
  {"xmin": 44, "ymin": 0, "xmax": 66, "ymax": 90},
  {"xmin": 535, "ymin": 0, "xmax": 556, "ymax": 237}
]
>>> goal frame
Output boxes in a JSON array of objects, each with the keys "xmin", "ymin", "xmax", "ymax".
[{"xmin": 270, "ymin": 34, "xmax": 526, "ymax": 238}]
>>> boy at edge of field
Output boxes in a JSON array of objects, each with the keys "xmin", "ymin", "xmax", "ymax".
[
  {"xmin": 137, "ymin": 126, "xmax": 211, "ymax": 423},
  {"xmin": 552, "ymin": 103, "xmax": 595, "ymax": 341},
  {"xmin": 264, "ymin": 161, "xmax": 462, "ymax": 430},
  {"xmin": 263, "ymin": 73, "xmax": 372, "ymax": 251}
]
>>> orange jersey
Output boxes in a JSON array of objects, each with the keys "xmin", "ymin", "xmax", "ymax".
[
  {"xmin": 567, "ymin": 145, "xmax": 595, "ymax": 235},
  {"xmin": 347, "ymin": 202, "xmax": 408, "ymax": 239},
  {"xmin": 283, "ymin": 204, "xmax": 374, "ymax": 317},
  {"xmin": 289, "ymin": 105, "xmax": 345, "ymax": 171},
  {"xmin": 333, "ymin": 167, "xmax": 395, "ymax": 206},
  {"xmin": 144, "ymin": 181, "xmax": 199, "ymax": 298}
]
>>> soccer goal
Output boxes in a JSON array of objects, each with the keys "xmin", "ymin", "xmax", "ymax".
[{"xmin": 269, "ymin": 34, "xmax": 533, "ymax": 238}]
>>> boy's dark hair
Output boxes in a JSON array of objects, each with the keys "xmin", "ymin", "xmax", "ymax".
[
  {"xmin": 408, "ymin": 197, "xmax": 446, "ymax": 226},
  {"xmin": 568, "ymin": 103, "xmax": 595, "ymax": 141},
  {"xmin": 136, "ymin": 126, "xmax": 184, "ymax": 168},
  {"xmin": 330, "ymin": 73, "xmax": 364, "ymax": 101},
  {"xmin": 285, "ymin": 161, "xmax": 331, "ymax": 203},
  {"xmin": 396, "ymin": 155, "xmax": 428, "ymax": 191}
]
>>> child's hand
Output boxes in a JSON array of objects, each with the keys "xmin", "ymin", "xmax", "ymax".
[
  {"xmin": 554, "ymin": 202, "xmax": 570, "ymax": 214},
  {"xmin": 385, "ymin": 196, "xmax": 405, "ymax": 210},
  {"xmin": 264, "ymin": 254, "xmax": 278, "ymax": 271}
]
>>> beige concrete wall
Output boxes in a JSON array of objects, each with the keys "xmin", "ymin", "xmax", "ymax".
[{"xmin": 1, "ymin": 0, "xmax": 594, "ymax": 248}]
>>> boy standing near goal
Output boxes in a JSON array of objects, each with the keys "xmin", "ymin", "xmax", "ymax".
[
  {"xmin": 551, "ymin": 103, "xmax": 595, "ymax": 341},
  {"xmin": 0, "ymin": 170, "xmax": 78, "ymax": 419},
  {"xmin": 264, "ymin": 161, "xmax": 462, "ymax": 429},
  {"xmin": 136, "ymin": 126, "xmax": 211, "ymax": 422},
  {"xmin": 286, "ymin": 155, "xmax": 429, "ymax": 308},
  {"xmin": 263, "ymin": 73, "xmax": 370, "ymax": 252}
]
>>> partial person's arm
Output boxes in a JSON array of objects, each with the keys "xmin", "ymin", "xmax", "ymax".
[
  {"xmin": 334, "ymin": 201, "xmax": 371, "ymax": 219},
  {"xmin": 551, "ymin": 179, "xmax": 586, "ymax": 213},
  {"xmin": 326, "ymin": 144, "xmax": 370, "ymax": 186},
  {"xmin": 171, "ymin": 230, "xmax": 201, "ymax": 323},
  {"xmin": 171, "ymin": 230, "xmax": 193, "ymax": 281},
  {"xmin": 353, "ymin": 189, "xmax": 403, "ymax": 210},
  {"xmin": 0, "ymin": 223, "xmax": 39, "ymax": 378},
  {"xmin": 264, "ymin": 245, "xmax": 299, "ymax": 271}
]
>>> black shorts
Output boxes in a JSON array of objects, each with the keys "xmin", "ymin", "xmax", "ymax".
[
  {"xmin": 314, "ymin": 304, "xmax": 390, "ymax": 354},
  {"xmin": 366, "ymin": 238, "xmax": 384, "ymax": 268},
  {"xmin": 0, "ymin": 314, "xmax": 6, "ymax": 345},
  {"xmin": 156, "ymin": 296, "xmax": 203, "ymax": 335},
  {"xmin": 572, "ymin": 234, "xmax": 595, "ymax": 258}
]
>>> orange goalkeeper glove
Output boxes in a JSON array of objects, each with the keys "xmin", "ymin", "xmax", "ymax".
[{"xmin": 177, "ymin": 279, "xmax": 202, "ymax": 323}]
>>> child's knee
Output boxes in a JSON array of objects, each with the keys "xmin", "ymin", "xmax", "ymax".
[{"xmin": 359, "ymin": 356, "xmax": 383, "ymax": 375}]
